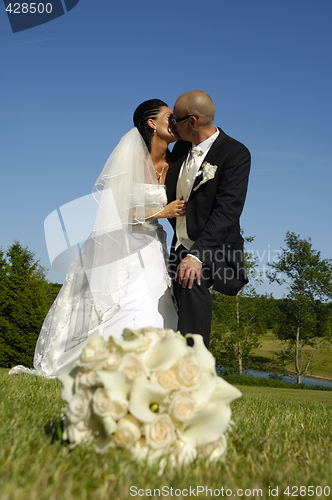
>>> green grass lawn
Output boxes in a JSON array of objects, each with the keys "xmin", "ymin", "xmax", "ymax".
[
  {"xmin": 1, "ymin": 369, "xmax": 332, "ymax": 500},
  {"xmin": 253, "ymin": 332, "xmax": 332, "ymax": 380},
  {"xmin": 237, "ymin": 385, "xmax": 332, "ymax": 402}
]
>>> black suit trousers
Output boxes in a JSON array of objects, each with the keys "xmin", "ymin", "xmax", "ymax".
[{"xmin": 171, "ymin": 245, "xmax": 213, "ymax": 348}]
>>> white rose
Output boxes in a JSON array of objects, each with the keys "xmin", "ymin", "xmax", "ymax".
[
  {"xmin": 169, "ymin": 391, "xmax": 197, "ymax": 422},
  {"xmin": 114, "ymin": 414, "xmax": 141, "ymax": 448},
  {"xmin": 78, "ymin": 335, "xmax": 108, "ymax": 369},
  {"xmin": 150, "ymin": 370, "xmax": 180, "ymax": 392},
  {"xmin": 198, "ymin": 435, "xmax": 227, "ymax": 463},
  {"xmin": 92, "ymin": 388, "xmax": 128, "ymax": 420},
  {"xmin": 92, "ymin": 388, "xmax": 111, "ymax": 416},
  {"xmin": 136, "ymin": 327, "xmax": 182, "ymax": 353},
  {"xmin": 145, "ymin": 415, "xmax": 176, "ymax": 450},
  {"xmin": 66, "ymin": 390, "xmax": 90, "ymax": 425},
  {"xmin": 173, "ymin": 440, "xmax": 197, "ymax": 467},
  {"xmin": 135, "ymin": 328, "xmax": 165, "ymax": 354},
  {"xmin": 130, "ymin": 435, "xmax": 177, "ymax": 465},
  {"xmin": 175, "ymin": 354, "xmax": 201, "ymax": 389},
  {"xmin": 63, "ymin": 421, "xmax": 93, "ymax": 444},
  {"xmin": 130, "ymin": 437, "xmax": 149, "ymax": 462},
  {"xmin": 118, "ymin": 353, "xmax": 148, "ymax": 380},
  {"xmin": 193, "ymin": 163, "xmax": 218, "ymax": 192},
  {"xmin": 76, "ymin": 370, "xmax": 102, "ymax": 389},
  {"xmin": 202, "ymin": 163, "xmax": 217, "ymax": 180},
  {"xmin": 103, "ymin": 351, "xmax": 122, "ymax": 370}
]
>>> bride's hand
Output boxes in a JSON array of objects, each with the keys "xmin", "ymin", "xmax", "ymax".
[{"xmin": 163, "ymin": 199, "xmax": 186, "ymax": 218}]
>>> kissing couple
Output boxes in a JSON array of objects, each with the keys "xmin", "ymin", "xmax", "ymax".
[{"xmin": 11, "ymin": 90, "xmax": 251, "ymax": 377}]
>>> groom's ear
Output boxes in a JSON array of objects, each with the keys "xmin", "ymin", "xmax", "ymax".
[{"xmin": 189, "ymin": 116, "xmax": 199, "ymax": 127}]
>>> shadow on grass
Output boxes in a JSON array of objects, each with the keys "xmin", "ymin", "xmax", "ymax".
[{"xmin": 44, "ymin": 418, "xmax": 69, "ymax": 445}]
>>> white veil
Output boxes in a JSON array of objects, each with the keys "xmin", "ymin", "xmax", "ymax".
[{"xmin": 30, "ymin": 128, "xmax": 165, "ymax": 373}]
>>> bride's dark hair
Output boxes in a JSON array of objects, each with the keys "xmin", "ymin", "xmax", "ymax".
[{"xmin": 133, "ymin": 99, "xmax": 168, "ymax": 152}]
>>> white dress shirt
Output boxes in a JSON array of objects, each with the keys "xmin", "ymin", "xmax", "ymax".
[{"xmin": 175, "ymin": 128, "xmax": 219, "ymax": 252}]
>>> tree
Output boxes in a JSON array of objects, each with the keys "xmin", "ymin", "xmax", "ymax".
[
  {"xmin": 268, "ymin": 231, "xmax": 332, "ymax": 383},
  {"xmin": 210, "ymin": 236, "xmax": 264, "ymax": 374},
  {"xmin": 0, "ymin": 241, "xmax": 61, "ymax": 368}
]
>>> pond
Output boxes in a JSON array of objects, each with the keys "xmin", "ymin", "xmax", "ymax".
[{"xmin": 245, "ymin": 369, "xmax": 332, "ymax": 388}]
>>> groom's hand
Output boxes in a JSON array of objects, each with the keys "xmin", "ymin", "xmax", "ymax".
[{"xmin": 176, "ymin": 256, "xmax": 202, "ymax": 289}]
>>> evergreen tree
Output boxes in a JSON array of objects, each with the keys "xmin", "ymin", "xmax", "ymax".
[{"xmin": 0, "ymin": 241, "xmax": 60, "ymax": 368}]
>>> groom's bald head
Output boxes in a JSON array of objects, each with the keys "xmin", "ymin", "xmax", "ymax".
[{"xmin": 174, "ymin": 90, "xmax": 215, "ymax": 125}]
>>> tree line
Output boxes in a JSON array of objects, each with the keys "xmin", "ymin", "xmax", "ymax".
[
  {"xmin": 210, "ymin": 232, "xmax": 332, "ymax": 383},
  {"xmin": 1, "ymin": 232, "xmax": 332, "ymax": 382}
]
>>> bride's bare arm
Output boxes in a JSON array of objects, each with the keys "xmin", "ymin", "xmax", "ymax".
[
  {"xmin": 150, "ymin": 198, "xmax": 186, "ymax": 219},
  {"xmin": 132, "ymin": 199, "xmax": 186, "ymax": 222}
]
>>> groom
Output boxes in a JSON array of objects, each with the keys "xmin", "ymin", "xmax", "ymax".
[{"xmin": 166, "ymin": 90, "xmax": 251, "ymax": 348}]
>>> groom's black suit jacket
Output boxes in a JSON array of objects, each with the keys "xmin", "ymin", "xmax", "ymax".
[{"xmin": 166, "ymin": 128, "xmax": 251, "ymax": 295}]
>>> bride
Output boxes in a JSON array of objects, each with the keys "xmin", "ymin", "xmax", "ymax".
[{"xmin": 10, "ymin": 99, "xmax": 185, "ymax": 377}]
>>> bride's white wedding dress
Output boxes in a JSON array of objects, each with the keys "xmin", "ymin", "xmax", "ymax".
[{"xmin": 9, "ymin": 129, "xmax": 177, "ymax": 377}]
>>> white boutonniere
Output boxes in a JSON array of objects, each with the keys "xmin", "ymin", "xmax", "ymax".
[{"xmin": 193, "ymin": 162, "xmax": 218, "ymax": 191}]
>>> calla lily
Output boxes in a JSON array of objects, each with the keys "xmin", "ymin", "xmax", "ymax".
[
  {"xmin": 185, "ymin": 334, "xmax": 216, "ymax": 374},
  {"xmin": 121, "ymin": 328, "xmax": 140, "ymax": 340},
  {"xmin": 142, "ymin": 337, "xmax": 190, "ymax": 371},
  {"xmin": 96, "ymin": 370, "xmax": 132, "ymax": 401},
  {"xmin": 108, "ymin": 335, "xmax": 143, "ymax": 353},
  {"xmin": 190, "ymin": 372, "xmax": 217, "ymax": 409},
  {"xmin": 122, "ymin": 326, "xmax": 164, "ymax": 344},
  {"xmin": 210, "ymin": 376, "xmax": 242, "ymax": 405},
  {"xmin": 177, "ymin": 399, "xmax": 232, "ymax": 448},
  {"xmin": 102, "ymin": 415, "xmax": 117, "ymax": 435},
  {"xmin": 59, "ymin": 370, "xmax": 75, "ymax": 403},
  {"xmin": 129, "ymin": 379, "xmax": 166, "ymax": 422}
]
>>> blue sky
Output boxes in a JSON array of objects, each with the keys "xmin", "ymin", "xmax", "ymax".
[{"xmin": 1, "ymin": 0, "xmax": 331, "ymax": 298}]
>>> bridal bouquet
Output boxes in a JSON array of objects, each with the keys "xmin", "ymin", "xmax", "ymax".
[{"xmin": 60, "ymin": 328, "xmax": 241, "ymax": 467}]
